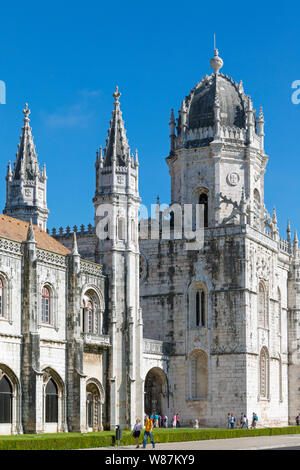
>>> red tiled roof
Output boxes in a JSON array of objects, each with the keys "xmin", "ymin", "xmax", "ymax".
[{"xmin": 0, "ymin": 214, "xmax": 70, "ymax": 255}]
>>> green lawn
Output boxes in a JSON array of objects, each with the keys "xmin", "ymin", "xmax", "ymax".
[{"xmin": 1, "ymin": 426, "xmax": 300, "ymax": 450}]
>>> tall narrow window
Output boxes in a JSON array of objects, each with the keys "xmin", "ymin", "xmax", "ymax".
[
  {"xmin": 0, "ymin": 278, "xmax": 3, "ymax": 317},
  {"xmin": 41, "ymin": 286, "xmax": 50, "ymax": 324},
  {"xmin": 0, "ymin": 375, "xmax": 12, "ymax": 424},
  {"xmin": 199, "ymin": 193, "xmax": 208, "ymax": 228},
  {"xmin": 87, "ymin": 300, "xmax": 94, "ymax": 334},
  {"xmin": 201, "ymin": 291, "xmax": 205, "ymax": 326},
  {"xmin": 259, "ymin": 347, "xmax": 269, "ymax": 398},
  {"xmin": 196, "ymin": 292, "xmax": 200, "ymax": 326},
  {"xmin": 258, "ymin": 283, "xmax": 267, "ymax": 328},
  {"xmin": 45, "ymin": 378, "xmax": 58, "ymax": 423}
]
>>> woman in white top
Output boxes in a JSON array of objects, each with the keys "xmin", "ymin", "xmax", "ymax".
[{"xmin": 132, "ymin": 418, "xmax": 142, "ymax": 448}]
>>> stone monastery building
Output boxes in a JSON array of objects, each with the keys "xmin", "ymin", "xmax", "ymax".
[{"xmin": 0, "ymin": 49, "xmax": 300, "ymax": 434}]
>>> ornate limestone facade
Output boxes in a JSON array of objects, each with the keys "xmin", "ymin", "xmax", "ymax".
[{"xmin": 1, "ymin": 50, "xmax": 300, "ymax": 433}]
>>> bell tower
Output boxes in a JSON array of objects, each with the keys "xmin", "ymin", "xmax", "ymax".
[
  {"xmin": 93, "ymin": 87, "xmax": 143, "ymax": 429},
  {"xmin": 4, "ymin": 104, "xmax": 49, "ymax": 230},
  {"xmin": 166, "ymin": 50, "xmax": 268, "ymax": 230}
]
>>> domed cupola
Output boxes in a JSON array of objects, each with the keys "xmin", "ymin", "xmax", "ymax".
[{"xmin": 169, "ymin": 49, "xmax": 262, "ymax": 152}]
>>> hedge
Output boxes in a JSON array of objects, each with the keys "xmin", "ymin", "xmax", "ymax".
[{"xmin": 1, "ymin": 426, "xmax": 300, "ymax": 450}]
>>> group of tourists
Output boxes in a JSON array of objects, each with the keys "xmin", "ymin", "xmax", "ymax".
[
  {"xmin": 131, "ymin": 412, "xmax": 182, "ymax": 448},
  {"xmin": 227, "ymin": 412, "xmax": 258, "ymax": 429}
]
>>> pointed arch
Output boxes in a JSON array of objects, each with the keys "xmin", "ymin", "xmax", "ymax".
[
  {"xmin": 188, "ymin": 349, "xmax": 208, "ymax": 400},
  {"xmin": 258, "ymin": 281, "xmax": 268, "ymax": 328},
  {"xmin": 0, "ymin": 364, "xmax": 21, "ymax": 434},
  {"xmin": 42, "ymin": 367, "xmax": 66, "ymax": 433},
  {"xmin": 259, "ymin": 347, "xmax": 269, "ymax": 399}
]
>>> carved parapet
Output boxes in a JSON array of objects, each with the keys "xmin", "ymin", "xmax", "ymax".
[
  {"xmin": 80, "ymin": 259, "xmax": 103, "ymax": 276},
  {"xmin": 143, "ymin": 338, "xmax": 173, "ymax": 356},
  {"xmin": 82, "ymin": 333, "xmax": 111, "ymax": 349}
]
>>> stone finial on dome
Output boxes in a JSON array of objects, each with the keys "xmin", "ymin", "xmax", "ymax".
[{"xmin": 210, "ymin": 49, "xmax": 224, "ymax": 74}]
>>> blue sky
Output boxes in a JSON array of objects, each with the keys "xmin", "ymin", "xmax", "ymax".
[{"xmin": 0, "ymin": 0, "xmax": 299, "ymax": 237}]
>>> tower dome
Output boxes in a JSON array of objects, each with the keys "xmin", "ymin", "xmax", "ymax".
[
  {"xmin": 187, "ymin": 73, "xmax": 246, "ymax": 130},
  {"xmin": 169, "ymin": 50, "xmax": 258, "ymax": 152}
]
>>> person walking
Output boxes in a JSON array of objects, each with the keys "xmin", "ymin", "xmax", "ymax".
[
  {"xmin": 296, "ymin": 414, "xmax": 300, "ymax": 426},
  {"xmin": 172, "ymin": 414, "xmax": 177, "ymax": 428},
  {"xmin": 229, "ymin": 413, "xmax": 235, "ymax": 429},
  {"xmin": 176, "ymin": 413, "xmax": 181, "ymax": 428},
  {"xmin": 251, "ymin": 412, "xmax": 258, "ymax": 428},
  {"xmin": 143, "ymin": 415, "xmax": 156, "ymax": 449},
  {"xmin": 227, "ymin": 413, "xmax": 231, "ymax": 429},
  {"xmin": 132, "ymin": 418, "xmax": 142, "ymax": 448},
  {"xmin": 164, "ymin": 415, "xmax": 168, "ymax": 428},
  {"xmin": 241, "ymin": 414, "xmax": 248, "ymax": 429}
]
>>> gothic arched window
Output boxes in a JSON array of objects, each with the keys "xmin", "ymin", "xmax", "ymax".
[
  {"xmin": 190, "ymin": 350, "xmax": 208, "ymax": 400},
  {"xmin": 259, "ymin": 347, "xmax": 269, "ymax": 399},
  {"xmin": 199, "ymin": 193, "xmax": 208, "ymax": 228},
  {"xmin": 0, "ymin": 375, "xmax": 12, "ymax": 423},
  {"xmin": 41, "ymin": 286, "xmax": 51, "ymax": 324},
  {"xmin": 196, "ymin": 290, "xmax": 206, "ymax": 327},
  {"xmin": 45, "ymin": 378, "xmax": 58, "ymax": 423},
  {"xmin": 258, "ymin": 282, "xmax": 268, "ymax": 328},
  {"xmin": 87, "ymin": 300, "xmax": 94, "ymax": 334},
  {"xmin": 82, "ymin": 291, "xmax": 101, "ymax": 335}
]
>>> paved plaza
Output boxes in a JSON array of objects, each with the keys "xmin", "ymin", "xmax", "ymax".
[{"xmin": 91, "ymin": 434, "xmax": 300, "ymax": 451}]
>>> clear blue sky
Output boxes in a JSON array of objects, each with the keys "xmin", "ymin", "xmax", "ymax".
[{"xmin": 0, "ymin": 0, "xmax": 299, "ymax": 237}]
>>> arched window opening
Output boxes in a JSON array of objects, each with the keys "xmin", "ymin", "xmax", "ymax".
[
  {"xmin": 41, "ymin": 286, "xmax": 50, "ymax": 324},
  {"xmin": 196, "ymin": 291, "xmax": 206, "ymax": 327},
  {"xmin": 199, "ymin": 193, "xmax": 208, "ymax": 228},
  {"xmin": 258, "ymin": 283, "xmax": 267, "ymax": 328},
  {"xmin": 82, "ymin": 291, "xmax": 102, "ymax": 335},
  {"xmin": 45, "ymin": 378, "xmax": 58, "ymax": 423},
  {"xmin": 259, "ymin": 347, "xmax": 269, "ymax": 399},
  {"xmin": 190, "ymin": 350, "xmax": 208, "ymax": 400},
  {"xmin": 0, "ymin": 278, "xmax": 3, "ymax": 317},
  {"xmin": 0, "ymin": 375, "xmax": 12, "ymax": 423},
  {"xmin": 87, "ymin": 300, "xmax": 94, "ymax": 334}
]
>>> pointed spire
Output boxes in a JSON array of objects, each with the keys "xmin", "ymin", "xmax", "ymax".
[
  {"xmin": 11, "ymin": 103, "xmax": 40, "ymax": 181},
  {"xmin": 272, "ymin": 206, "xmax": 278, "ymax": 225},
  {"xmin": 287, "ymin": 219, "xmax": 291, "ymax": 243},
  {"xmin": 72, "ymin": 231, "xmax": 79, "ymax": 256},
  {"xmin": 294, "ymin": 230, "xmax": 298, "ymax": 246},
  {"xmin": 6, "ymin": 161, "xmax": 12, "ymax": 181},
  {"xmin": 258, "ymin": 106, "xmax": 265, "ymax": 151},
  {"xmin": 169, "ymin": 108, "xmax": 176, "ymax": 154},
  {"xmin": 134, "ymin": 149, "xmax": 139, "ymax": 167},
  {"xmin": 180, "ymin": 100, "xmax": 187, "ymax": 130},
  {"xmin": 156, "ymin": 195, "xmax": 160, "ymax": 219},
  {"xmin": 103, "ymin": 87, "xmax": 130, "ymax": 167},
  {"xmin": 27, "ymin": 219, "xmax": 35, "ymax": 242},
  {"xmin": 4, "ymin": 103, "xmax": 49, "ymax": 230}
]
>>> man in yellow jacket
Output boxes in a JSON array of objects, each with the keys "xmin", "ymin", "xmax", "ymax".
[{"xmin": 143, "ymin": 414, "xmax": 156, "ymax": 448}]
